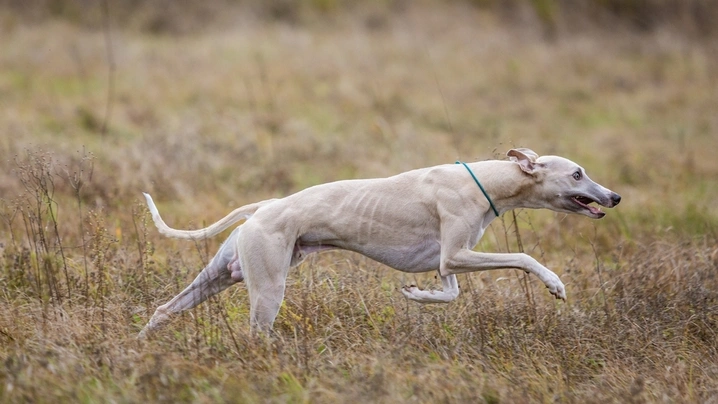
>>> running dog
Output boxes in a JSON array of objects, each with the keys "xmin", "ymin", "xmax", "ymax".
[{"xmin": 138, "ymin": 148, "xmax": 620, "ymax": 337}]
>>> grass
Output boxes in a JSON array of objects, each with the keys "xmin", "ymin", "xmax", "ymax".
[{"xmin": 1, "ymin": 3, "xmax": 718, "ymax": 402}]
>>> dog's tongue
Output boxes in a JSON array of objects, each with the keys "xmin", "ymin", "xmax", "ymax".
[{"xmin": 589, "ymin": 205, "xmax": 605, "ymax": 217}]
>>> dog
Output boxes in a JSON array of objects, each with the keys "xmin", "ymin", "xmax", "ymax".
[{"xmin": 138, "ymin": 148, "xmax": 620, "ymax": 337}]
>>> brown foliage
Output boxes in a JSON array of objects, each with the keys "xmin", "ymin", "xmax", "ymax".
[{"xmin": 0, "ymin": 2, "xmax": 717, "ymax": 401}]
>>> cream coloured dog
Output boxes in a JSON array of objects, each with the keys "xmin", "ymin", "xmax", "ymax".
[{"xmin": 138, "ymin": 148, "xmax": 620, "ymax": 337}]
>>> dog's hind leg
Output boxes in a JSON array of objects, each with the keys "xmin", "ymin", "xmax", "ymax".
[
  {"xmin": 138, "ymin": 226, "xmax": 243, "ymax": 338},
  {"xmin": 401, "ymin": 274, "xmax": 460, "ymax": 303},
  {"xmin": 239, "ymin": 223, "xmax": 294, "ymax": 334}
]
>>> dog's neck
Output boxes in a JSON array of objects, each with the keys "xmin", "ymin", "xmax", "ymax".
[{"xmin": 470, "ymin": 160, "xmax": 540, "ymax": 215}]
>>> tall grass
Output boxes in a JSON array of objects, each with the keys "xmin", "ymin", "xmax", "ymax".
[{"xmin": 1, "ymin": 155, "xmax": 716, "ymax": 401}]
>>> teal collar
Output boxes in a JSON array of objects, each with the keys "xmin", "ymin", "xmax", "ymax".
[{"xmin": 455, "ymin": 161, "xmax": 500, "ymax": 217}]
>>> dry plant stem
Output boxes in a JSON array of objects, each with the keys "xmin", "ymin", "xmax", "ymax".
[
  {"xmin": 131, "ymin": 205, "xmax": 150, "ymax": 312},
  {"xmin": 100, "ymin": 0, "xmax": 115, "ymax": 137},
  {"xmin": 300, "ymin": 277, "xmax": 310, "ymax": 371},
  {"xmin": 89, "ymin": 211, "xmax": 113, "ymax": 338},
  {"xmin": 511, "ymin": 210, "xmax": 537, "ymax": 321},
  {"xmin": 16, "ymin": 153, "xmax": 70, "ymax": 304},
  {"xmin": 0, "ymin": 201, "xmax": 19, "ymax": 247},
  {"xmin": 589, "ymin": 227, "xmax": 611, "ymax": 320},
  {"xmin": 76, "ymin": 171, "xmax": 89, "ymax": 303},
  {"xmin": 47, "ymin": 183, "xmax": 71, "ymax": 306},
  {"xmin": 64, "ymin": 148, "xmax": 94, "ymax": 303},
  {"xmin": 191, "ymin": 236, "xmax": 217, "ymax": 351},
  {"xmin": 217, "ymin": 298, "xmax": 242, "ymax": 354},
  {"xmin": 423, "ymin": 43, "xmax": 454, "ymax": 137},
  {"xmin": 18, "ymin": 204, "xmax": 41, "ymax": 299}
]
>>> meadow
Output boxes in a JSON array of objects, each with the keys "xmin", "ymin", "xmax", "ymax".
[{"xmin": 0, "ymin": 2, "xmax": 717, "ymax": 402}]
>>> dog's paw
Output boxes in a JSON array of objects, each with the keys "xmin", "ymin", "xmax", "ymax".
[
  {"xmin": 401, "ymin": 284, "xmax": 437, "ymax": 302},
  {"xmin": 544, "ymin": 274, "xmax": 566, "ymax": 301},
  {"xmin": 137, "ymin": 325, "xmax": 153, "ymax": 341},
  {"xmin": 401, "ymin": 284, "xmax": 459, "ymax": 304},
  {"xmin": 401, "ymin": 284, "xmax": 419, "ymax": 299}
]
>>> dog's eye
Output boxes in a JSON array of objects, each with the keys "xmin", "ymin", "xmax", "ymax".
[{"xmin": 572, "ymin": 171, "xmax": 582, "ymax": 180}]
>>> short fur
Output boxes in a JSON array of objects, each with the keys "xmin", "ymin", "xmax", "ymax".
[{"xmin": 139, "ymin": 148, "xmax": 620, "ymax": 337}]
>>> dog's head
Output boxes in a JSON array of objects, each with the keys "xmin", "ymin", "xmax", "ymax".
[{"xmin": 507, "ymin": 148, "xmax": 621, "ymax": 219}]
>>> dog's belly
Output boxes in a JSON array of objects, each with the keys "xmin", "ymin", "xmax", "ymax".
[
  {"xmin": 325, "ymin": 238, "xmax": 441, "ymax": 273},
  {"xmin": 366, "ymin": 241, "xmax": 441, "ymax": 273}
]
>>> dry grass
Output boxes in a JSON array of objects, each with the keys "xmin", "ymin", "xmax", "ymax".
[{"xmin": 1, "ymin": 3, "xmax": 717, "ymax": 403}]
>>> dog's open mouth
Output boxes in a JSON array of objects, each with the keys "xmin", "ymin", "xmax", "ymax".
[{"xmin": 572, "ymin": 195, "xmax": 605, "ymax": 217}]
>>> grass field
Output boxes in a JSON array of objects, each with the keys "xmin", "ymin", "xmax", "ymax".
[{"xmin": 1, "ymin": 3, "xmax": 717, "ymax": 402}]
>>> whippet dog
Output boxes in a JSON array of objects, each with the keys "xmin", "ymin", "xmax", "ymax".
[{"xmin": 138, "ymin": 148, "xmax": 620, "ymax": 337}]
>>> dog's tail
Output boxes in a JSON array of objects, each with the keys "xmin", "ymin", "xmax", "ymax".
[{"xmin": 142, "ymin": 192, "xmax": 277, "ymax": 240}]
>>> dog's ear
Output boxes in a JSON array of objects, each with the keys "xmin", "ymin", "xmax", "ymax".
[{"xmin": 507, "ymin": 148, "xmax": 540, "ymax": 175}]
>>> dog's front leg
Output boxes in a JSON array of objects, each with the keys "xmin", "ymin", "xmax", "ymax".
[
  {"xmin": 401, "ymin": 274, "xmax": 459, "ymax": 303},
  {"xmin": 442, "ymin": 250, "xmax": 566, "ymax": 300}
]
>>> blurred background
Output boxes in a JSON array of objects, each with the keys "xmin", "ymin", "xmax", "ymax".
[
  {"xmin": 0, "ymin": 1, "xmax": 716, "ymax": 402},
  {"xmin": 0, "ymin": 0, "xmax": 716, "ymax": 229}
]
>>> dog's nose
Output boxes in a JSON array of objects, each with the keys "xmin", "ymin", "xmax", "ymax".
[{"xmin": 611, "ymin": 192, "xmax": 621, "ymax": 206}]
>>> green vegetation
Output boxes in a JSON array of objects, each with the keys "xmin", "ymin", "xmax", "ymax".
[{"xmin": 0, "ymin": 2, "xmax": 717, "ymax": 402}]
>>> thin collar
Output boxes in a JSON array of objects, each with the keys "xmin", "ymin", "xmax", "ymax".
[{"xmin": 455, "ymin": 161, "xmax": 500, "ymax": 217}]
